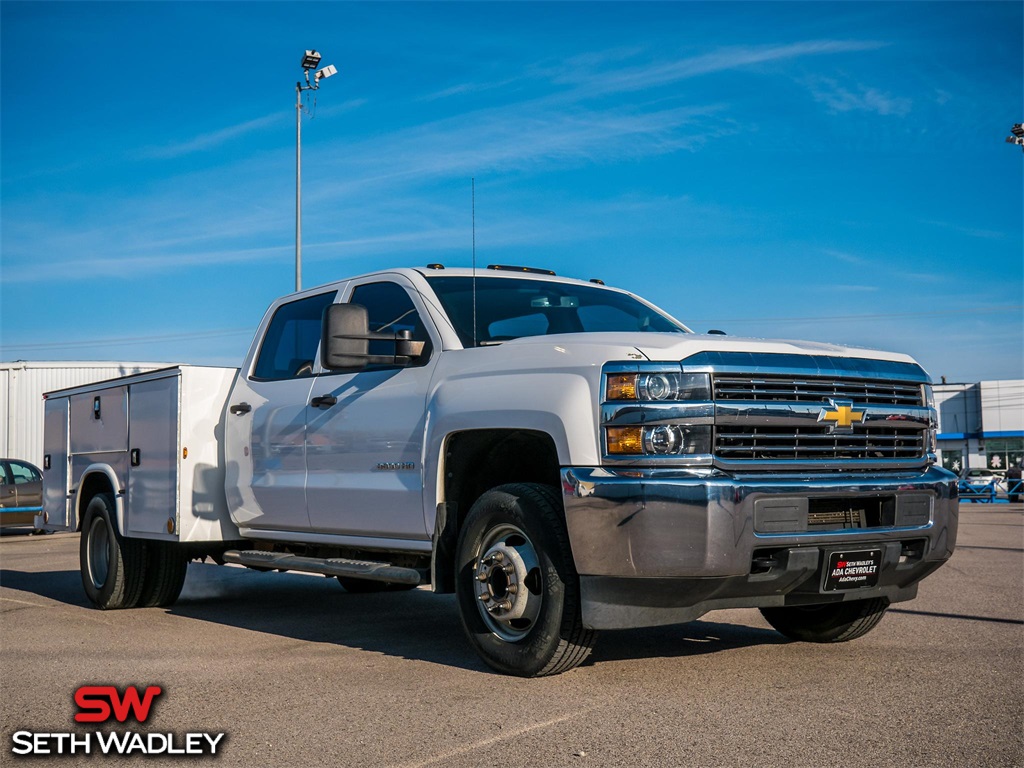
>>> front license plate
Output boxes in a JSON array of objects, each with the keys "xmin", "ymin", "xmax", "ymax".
[{"xmin": 823, "ymin": 549, "xmax": 882, "ymax": 592}]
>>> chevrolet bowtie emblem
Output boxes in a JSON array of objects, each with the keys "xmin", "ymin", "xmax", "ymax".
[{"xmin": 817, "ymin": 399, "xmax": 865, "ymax": 433}]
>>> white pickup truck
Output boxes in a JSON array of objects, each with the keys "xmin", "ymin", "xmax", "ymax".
[{"xmin": 40, "ymin": 265, "xmax": 958, "ymax": 676}]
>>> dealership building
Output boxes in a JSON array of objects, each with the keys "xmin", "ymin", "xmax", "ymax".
[{"xmin": 934, "ymin": 379, "xmax": 1024, "ymax": 474}]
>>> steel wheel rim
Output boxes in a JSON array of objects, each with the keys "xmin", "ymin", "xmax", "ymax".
[
  {"xmin": 472, "ymin": 523, "xmax": 543, "ymax": 642},
  {"xmin": 87, "ymin": 516, "xmax": 111, "ymax": 589}
]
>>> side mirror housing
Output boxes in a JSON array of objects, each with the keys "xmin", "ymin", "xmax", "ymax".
[
  {"xmin": 322, "ymin": 304, "xmax": 371, "ymax": 370},
  {"xmin": 321, "ymin": 303, "xmax": 428, "ymax": 371}
]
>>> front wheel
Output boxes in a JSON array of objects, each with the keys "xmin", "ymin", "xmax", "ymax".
[
  {"xmin": 79, "ymin": 493, "xmax": 147, "ymax": 609},
  {"xmin": 759, "ymin": 597, "xmax": 890, "ymax": 643},
  {"xmin": 455, "ymin": 483, "xmax": 595, "ymax": 677}
]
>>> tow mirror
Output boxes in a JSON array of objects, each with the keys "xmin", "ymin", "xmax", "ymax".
[
  {"xmin": 322, "ymin": 304, "xmax": 370, "ymax": 370},
  {"xmin": 321, "ymin": 304, "xmax": 427, "ymax": 371}
]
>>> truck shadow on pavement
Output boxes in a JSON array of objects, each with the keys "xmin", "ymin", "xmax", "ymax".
[
  {"xmin": 2, "ymin": 562, "xmax": 785, "ymax": 673},
  {"xmin": 172, "ymin": 565, "xmax": 790, "ymax": 672},
  {"xmin": 0, "ymin": 568, "xmax": 91, "ymax": 607}
]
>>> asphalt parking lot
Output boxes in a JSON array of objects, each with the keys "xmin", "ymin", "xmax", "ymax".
[{"xmin": 2, "ymin": 504, "xmax": 1021, "ymax": 768}]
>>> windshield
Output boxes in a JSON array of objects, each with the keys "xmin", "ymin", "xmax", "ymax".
[{"xmin": 425, "ymin": 276, "xmax": 688, "ymax": 347}]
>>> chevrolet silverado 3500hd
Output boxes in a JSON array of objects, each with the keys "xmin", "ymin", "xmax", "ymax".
[{"xmin": 41, "ymin": 265, "xmax": 958, "ymax": 676}]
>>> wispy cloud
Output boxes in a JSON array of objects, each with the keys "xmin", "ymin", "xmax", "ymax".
[
  {"xmin": 0, "ymin": 241, "xmax": 293, "ymax": 283},
  {"xmin": 920, "ymin": 219, "xmax": 1010, "ymax": 241},
  {"xmin": 552, "ymin": 40, "xmax": 887, "ymax": 97},
  {"xmin": 817, "ymin": 284, "xmax": 879, "ymax": 292},
  {"xmin": 823, "ymin": 248, "xmax": 869, "ymax": 265},
  {"xmin": 806, "ymin": 76, "xmax": 912, "ymax": 116},
  {"xmin": 419, "ymin": 77, "xmax": 523, "ymax": 102},
  {"xmin": 135, "ymin": 113, "xmax": 284, "ymax": 159}
]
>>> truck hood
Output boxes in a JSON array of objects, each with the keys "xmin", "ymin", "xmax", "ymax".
[{"xmin": 504, "ymin": 332, "xmax": 919, "ymax": 366}]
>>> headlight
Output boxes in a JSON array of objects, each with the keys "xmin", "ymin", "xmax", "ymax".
[
  {"xmin": 602, "ymin": 365, "xmax": 713, "ymax": 465},
  {"xmin": 605, "ymin": 372, "xmax": 710, "ymax": 401},
  {"xmin": 606, "ymin": 425, "xmax": 712, "ymax": 456}
]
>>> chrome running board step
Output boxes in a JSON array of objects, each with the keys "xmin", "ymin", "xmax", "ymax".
[{"xmin": 222, "ymin": 550, "xmax": 422, "ymax": 585}]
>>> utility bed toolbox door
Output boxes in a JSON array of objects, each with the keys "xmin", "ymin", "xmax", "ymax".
[
  {"xmin": 126, "ymin": 375, "xmax": 179, "ymax": 536},
  {"xmin": 42, "ymin": 397, "xmax": 70, "ymax": 529},
  {"xmin": 69, "ymin": 386, "xmax": 128, "ymax": 454}
]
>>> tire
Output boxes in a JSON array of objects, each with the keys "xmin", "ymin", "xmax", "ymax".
[
  {"xmin": 137, "ymin": 541, "xmax": 188, "ymax": 607},
  {"xmin": 79, "ymin": 493, "xmax": 148, "ymax": 609},
  {"xmin": 336, "ymin": 577, "xmax": 417, "ymax": 593},
  {"xmin": 455, "ymin": 483, "xmax": 595, "ymax": 677},
  {"xmin": 760, "ymin": 597, "xmax": 890, "ymax": 643}
]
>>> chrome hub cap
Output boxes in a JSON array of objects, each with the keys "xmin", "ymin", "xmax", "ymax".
[
  {"xmin": 473, "ymin": 525, "xmax": 543, "ymax": 641},
  {"xmin": 87, "ymin": 516, "xmax": 111, "ymax": 589}
]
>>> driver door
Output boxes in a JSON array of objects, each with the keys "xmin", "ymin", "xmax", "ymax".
[{"xmin": 305, "ymin": 277, "xmax": 438, "ymax": 542}]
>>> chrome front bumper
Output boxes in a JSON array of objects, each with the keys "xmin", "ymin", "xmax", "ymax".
[{"xmin": 561, "ymin": 465, "xmax": 959, "ymax": 629}]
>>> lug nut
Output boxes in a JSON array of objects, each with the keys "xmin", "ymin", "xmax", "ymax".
[
  {"xmin": 507, "ymin": 584, "xmax": 518, "ymax": 594},
  {"xmin": 476, "ymin": 571, "xmax": 488, "ymax": 581},
  {"xmin": 503, "ymin": 564, "xmax": 515, "ymax": 574},
  {"xmin": 478, "ymin": 592, "xmax": 490, "ymax": 602},
  {"xmin": 492, "ymin": 551, "xmax": 504, "ymax": 562}
]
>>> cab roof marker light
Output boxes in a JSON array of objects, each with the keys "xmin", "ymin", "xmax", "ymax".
[{"xmin": 486, "ymin": 265, "xmax": 557, "ymax": 276}]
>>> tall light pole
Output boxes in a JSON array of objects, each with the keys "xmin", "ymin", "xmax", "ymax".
[{"xmin": 296, "ymin": 49, "xmax": 338, "ymax": 292}]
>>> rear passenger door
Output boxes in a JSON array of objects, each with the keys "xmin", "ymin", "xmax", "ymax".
[
  {"xmin": 305, "ymin": 277, "xmax": 438, "ymax": 542},
  {"xmin": 225, "ymin": 290, "xmax": 337, "ymax": 534}
]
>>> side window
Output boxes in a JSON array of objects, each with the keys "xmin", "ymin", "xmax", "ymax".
[
  {"xmin": 349, "ymin": 282, "xmax": 432, "ymax": 365},
  {"xmin": 9, "ymin": 462, "xmax": 40, "ymax": 484},
  {"xmin": 253, "ymin": 292, "xmax": 337, "ymax": 381},
  {"xmin": 0, "ymin": 464, "xmax": 9, "ymax": 485}
]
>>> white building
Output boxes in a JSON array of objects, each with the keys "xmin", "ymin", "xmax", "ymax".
[
  {"xmin": 1, "ymin": 361, "xmax": 172, "ymax": 465},
  {"xmin": 934, "ymin": 379, "xmax": 1024, "ymax": 474}
]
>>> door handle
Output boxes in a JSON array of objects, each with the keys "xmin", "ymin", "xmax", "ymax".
[
  {"xmin": 230, "ymin": 402, "xmax": 252, "ymax": 415},
  {"xmin": 310, "ymin": 394, "xmax": 338, "ymax": 409}
]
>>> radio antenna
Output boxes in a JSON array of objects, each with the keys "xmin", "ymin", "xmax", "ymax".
[{"xmin": 472, "ymin": 177, "xmax": 477, "ymax": 349}]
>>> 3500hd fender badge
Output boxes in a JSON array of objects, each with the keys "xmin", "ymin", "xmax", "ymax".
[
  {"xmin": 9, "ymin": 685, "xmax": 225, "ymax": 758},
  {"xmin": 376, "ymin": 462, "xmax": 416, "ymax": 471}
]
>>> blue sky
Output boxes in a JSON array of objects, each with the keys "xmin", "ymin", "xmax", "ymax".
[{"xmin": 1, "ymin": 1, "xmax": 1021, "ymax": 382}]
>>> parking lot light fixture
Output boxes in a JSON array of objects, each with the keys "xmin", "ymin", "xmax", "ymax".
[
  {"xmin": 301, "ymin": 50, "xmax": 322, "ymax": 70},
  {"xmin": 1006, "ymin": 123, "xmax": 1024, "ymax": 152}
]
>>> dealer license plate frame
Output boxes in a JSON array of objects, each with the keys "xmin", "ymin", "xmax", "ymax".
[{"xmin": 822, "ymin": 548, "xmax": 882, "ymax": 592}]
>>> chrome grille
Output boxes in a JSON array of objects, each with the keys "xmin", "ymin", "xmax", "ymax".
[
  {"xmin": 713, "ymin": 375, "xmax": 923, "ymax": 406},
  {"xmin": 715, "ymin": 426, "xmax": 925, "ymax": 461}
]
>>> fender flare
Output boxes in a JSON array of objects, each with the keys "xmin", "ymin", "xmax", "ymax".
[{"xmin": 75, "ymin": 464, "xmax": 126, "ymax": 536}]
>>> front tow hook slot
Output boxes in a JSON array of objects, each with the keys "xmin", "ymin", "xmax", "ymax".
[{"xmin": 751, "ymin": 556, "xmax": 780, "ymax": 574}]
